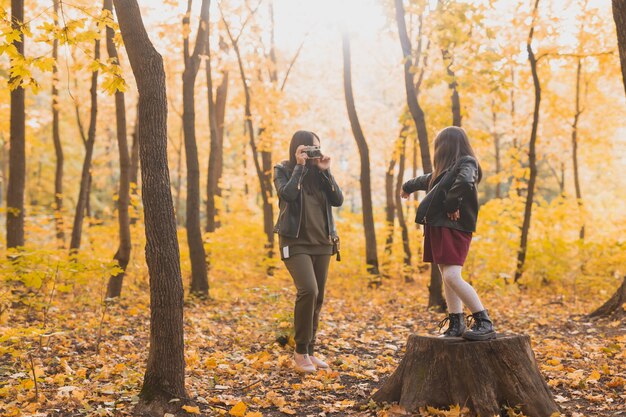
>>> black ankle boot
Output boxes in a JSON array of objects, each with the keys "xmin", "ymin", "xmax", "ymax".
[
  {"xmin": 463, "ymin": 309, "xmax": 496, "ymax": 341},
  {"xmin": 438, "ymin": 313, "xmax": 466, "ymax": 337}
]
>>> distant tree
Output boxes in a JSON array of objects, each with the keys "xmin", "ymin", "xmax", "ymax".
[
  {"xmin": 104, "ymin": 0, "xmax": 132, "ymax": 298},
  {"xmin": 51, "ymin": 0, "xmax": 64, "ymax": 247},
  {"xmin": 69, "ymin": 20, "xmax": 100, "ymax": 256},
  {"xmin": 205, "ymin": 32, "xmax": 229, "ymax": 233},
  {"xmin": 182, "ymin": 0, "xmax": 210, "ymax": 296},
  {"xmin": 613, "ymin": 0, "xmax": 626, "ymax": 96},
  {"xmin": 394, "ymin": 127, "xmax": 412, "ymax": 282},
  {"xmin": 515, "ymin": 0, "xmax": 541, "ymax": 283},
  {"xmin": 342, "ymin": 32, "xmax": 379, "ymax": 277},
  {"xmin": 394, "ymin": 0, "xmax": 432, "ymax": 174},
  {"xmin": 113, "ymin": 0, "xmax": 187, "ymax": 413},
  {"xmin": 395, "ymin": 0, "xmax": 444, "ymax": 309},
  {"xmin": 221, "ymin": 2, "xmax": 274, "ymax": 264},
  {"xmin": 7, "ymin": 0, "xmax": 25, "ymax": 249}
]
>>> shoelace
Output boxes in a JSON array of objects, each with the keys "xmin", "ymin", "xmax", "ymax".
[
  {"xmin": 466, "ymin": 314, "xmax": 477, "ymax": 330},
  {"xmin": 437, "ymin": 316, "xmax": 451, "ymax": 333}
]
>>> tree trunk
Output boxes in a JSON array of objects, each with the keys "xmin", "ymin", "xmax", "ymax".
[
  {"xmin": 69, "ymin": 35, "xmax": 100, "ymax": 256},
  {"xmin": 342, "ymin": 33, "xmax": 379, "ymax": 276},
  {"xmin": 442, "ymin": 48, "xmax": 461, "ymax": 127},
  {"xmin": 105, "ymin": 0, "xmax": 132, "ymax": 298},
  {"xmin": 515, "ymin": 0, "xmax": 541, "ymax": 283},
  {"xmin": 372, "ymin": 334, "xmax": 560, "ymax": 417},
  {"xmin": 129, "ymin": 109, "xmax": 140, "ymax": 225},
  {"xmin": 613, "ymin": 0, "xmax": 626, "ymax": 97},
  {"xmin": 51, "ymin": 0, "xmax": 65, "ymax": 247},
  {"xmin": 491, "ymin": 100, "xmax": 502, "ymax": 199},
  {"xmin": 7, "ymin": 0, "xmax": 26, "ymax": 249},
  {"xmin": 223, "ymin": 12, "xmax": 274, "ymax": 265},
  {"xmin": 589, "ymin": 275, "xmax": 626, "ymax": 318},
  {"xmin": 395, "ymin": 0, "xmax": 444, "ymax": 307},
  {"xmin": 394, "ymin": 129, "xmax": 412, "ymax": 282},
  {"xmin": 113, "ymin": 0, "xmax": 187, "ymax": 413},
  {"xmin": 571, "ymin": 59, "xmax": 585, "ymax": 240},
  {"xmin": 394, "ymin": 0, "xmax": 432, "ymax": 174},
  {"xmin": 510, "ymin": 64, "xmax": 524, "ymax": 198},
  {"xmin": 384, "ymin": 148, "xmax": 397, "ymax": 260},
  {"xmin": 182, "ymin": 0, "xmax": 210, "ymax": 296},
  {"xmin": 205, "ymin": 35, "xmax": 228, "ymax": 233}
]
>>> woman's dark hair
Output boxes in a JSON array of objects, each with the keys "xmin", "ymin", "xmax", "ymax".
[
  {"xmin": 288, "ymin": 130, "xmax": 320, "ymax": 168},
  {"xmin": 430, "ymin": 126, "xmax": 482, "ymax": 189},
  {"xmin": 288, "ymin": 130, "xmax": 323, "ymax": 192}
]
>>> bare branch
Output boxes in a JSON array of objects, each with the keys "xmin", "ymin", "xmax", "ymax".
[{"xmin": 280, "ymin": 37, "xmax": 306, "ymax": 92}]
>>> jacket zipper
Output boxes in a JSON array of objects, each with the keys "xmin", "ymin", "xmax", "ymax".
[{"xmin": 295, "ymin": 167, "xmax": 308, "ymax": 237}]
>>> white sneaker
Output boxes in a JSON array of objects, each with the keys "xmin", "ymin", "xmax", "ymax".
[
  {"xmin": 294, "ymin": 353, "xmax": 316, "ymax": 373},
  {"xmin": 309, "ymin": 355, "xmax": 329, "ymax": 369}
]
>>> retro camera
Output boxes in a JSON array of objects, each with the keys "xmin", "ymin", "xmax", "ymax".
[{"xmin": 303, "ymin": 145, "xmax": 322, "ymax": 159}]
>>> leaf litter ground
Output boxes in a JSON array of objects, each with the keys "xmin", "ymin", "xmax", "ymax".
[{"xmin": 1, "ymin": 265, "xmax": 624, "ymax": 416}]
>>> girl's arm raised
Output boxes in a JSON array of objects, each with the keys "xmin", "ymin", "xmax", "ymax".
[{"xmin": 402, "ymin": 173, "xmax": 432, "ymax": 194}]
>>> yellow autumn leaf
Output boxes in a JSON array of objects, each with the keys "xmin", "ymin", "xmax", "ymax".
[
  {"xmin": 588, "ymin": 370, "xmax": 601, "ymax": 382},
  {"xmin": 182, "ymin": 405, "xmax": 201, "ymax": 414},
  {"xmin": 245, "ymin": 412, "xmax": 263, "ymax": 417},
  {"xmin": 229, "ymin": 401, "xmax": 247, "ymax": 417}
]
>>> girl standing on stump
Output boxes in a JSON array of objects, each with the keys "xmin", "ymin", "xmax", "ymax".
[
  {"xmin": 400, "ymin": 126, "xmax": 496, "ymax": 340},
  {"xmin": 274, "ymin": 131, "xmax": 343, "ymax": 373}
]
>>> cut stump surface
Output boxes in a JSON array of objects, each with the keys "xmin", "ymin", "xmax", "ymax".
[{"xmin": 372, "ymin": 334, "xmax": 559, "ymax": 417}]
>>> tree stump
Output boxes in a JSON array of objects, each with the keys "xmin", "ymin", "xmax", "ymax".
[
  {"xmin": 589, "ymin": 275, "xmax": 626, "ymax": 318},
  {"xmin": 372, "ymin": 334, "xmax": 559, "ymax": 417}
]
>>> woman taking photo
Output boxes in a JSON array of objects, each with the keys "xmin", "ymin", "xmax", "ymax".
[
  {"xmin": 401, "ymin": 126, "xmax": 496, "ymax": 341},
  {"xmin": 273, "ymin": 130, "xmax": 343, "ymax": 373}
]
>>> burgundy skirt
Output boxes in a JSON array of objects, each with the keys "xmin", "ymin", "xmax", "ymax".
[{"xmin": 423, "ymin": 225, "xmax": 472, "ymax": 266}]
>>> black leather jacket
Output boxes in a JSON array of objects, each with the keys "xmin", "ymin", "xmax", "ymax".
[
  {"xmin": 273, "ymin": 161, "xmax": 343, "ymax": 239},
  {"xmin": 402, "ymin": 155, "xmax": 479, "ymax": 233}
]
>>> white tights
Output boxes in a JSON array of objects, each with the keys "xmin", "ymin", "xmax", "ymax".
[{"xmin": 438, "ymin": 264, "xmax": 484, "ymax": 314}]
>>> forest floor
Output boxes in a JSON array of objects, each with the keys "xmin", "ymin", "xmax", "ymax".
[{"xmin": 1, "ymin": 262, "xmax": 625, "ymax": 417}]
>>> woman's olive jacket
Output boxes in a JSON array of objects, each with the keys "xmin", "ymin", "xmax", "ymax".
[
  {"xmin": 402, "ymin": 155, "xmax": 480, "ymax": 233},
  {"xmin": 273, "ymin": 161, "xmax": 343, "ymax": 239}
]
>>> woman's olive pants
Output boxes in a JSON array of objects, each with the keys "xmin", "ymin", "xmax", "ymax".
[{"xmin": 284, "ymin": 254, "xmax": 331, "ymax": 355}]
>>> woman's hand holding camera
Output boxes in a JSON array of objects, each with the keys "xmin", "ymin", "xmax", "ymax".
[
  {"xmin": 295, "ymin": 145, "xmax": 308, "ymax": 165},
  {"xmin": 317, "ymin": 155, "xmax": 331, "ymax": 171}
]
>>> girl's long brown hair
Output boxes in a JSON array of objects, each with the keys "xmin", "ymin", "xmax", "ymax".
[{"xmin": 429, "ymin": 126, "xmax": 482, "ymax": 189}]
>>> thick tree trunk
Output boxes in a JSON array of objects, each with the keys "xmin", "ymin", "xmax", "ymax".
[
  {"xmin": 394, "ymin": 0, "xmax": 432, "ymax": 174},
  {"xmin": 572, "ymin": 59, "xmax": 585, "ymax": 240},
  {"xmin": 105, "ymin": 0, "xmax": 132, "ymax": 298},
  {"xmin": 372, "ymin": 334, "xmax": 560, "ymax": 417},
  {"xmin": 342, "ymin": 33, "xmax": 379, "ymax": 276},
  {"xmin": 205, "ymin": 36, "xmax": 228, "ymax": 233},
  {"xmin": 589, "ymin": 275, "xmax": 626, "ymax": 318},
  {"xmin": 69, "ymin": 36, "xmax": 100, "ymax": 256},
  {"xmin": 7, "ymin": 0, "xmax": 25, "ymax": 249},
  {"xmin": 613, "ymin": 0, "xmax": 626, "ymax": 97},
  {"xmin": 515, "ymin": 0, "xmax": 541, "ymax": 283},
  {"xmin": 113, "ymin": 0, "xmax": 187, "ymax": 414},
  {"xmin": 394, "ymin": 129, "xmax": 412, "ymax": 282},
  {"xmin": 51, "ymin": 0, "xmax": 65, "ymax": 247},
  {"xmin": 182, "ymin": 0, "xmax": 210, "ymax": 296}
]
